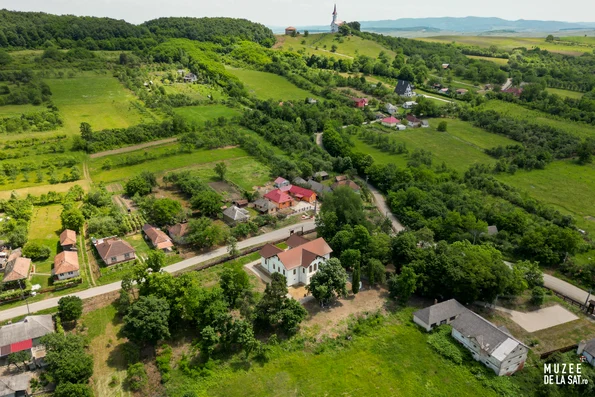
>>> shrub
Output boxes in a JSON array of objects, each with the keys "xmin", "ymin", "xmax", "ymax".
[
  {"xmin": 531, "ymin": 286, "xmax": 546, "ymax": 306},
  {"xmin": 437, "ymin": 121, "xmax": 448, "ymax": 132},
  {"xmin": 427, "ymin": 326, "xmax": 464, "ymax": 364},
  {"xmin": 155, "ymin": 344, "xmax": 172, "ymax": 383},
  {"xmin": 126, "ymin": 363, "xmax": 148, "ymax": 391},
  {"xmin": 22, "ymin": 241, "xmax": 51, "ymax": 260}
]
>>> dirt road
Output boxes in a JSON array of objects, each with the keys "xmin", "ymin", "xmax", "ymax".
[{"xmin": 89, "ymin": 138, "xmax": 178, "ymax": 159}]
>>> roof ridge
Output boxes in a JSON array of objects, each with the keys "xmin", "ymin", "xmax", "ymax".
[{"xmin": 460, "ymin": 309, "xmax": 527, "ymax": 349}]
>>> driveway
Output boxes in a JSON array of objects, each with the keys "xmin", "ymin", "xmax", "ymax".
[
  {"xmin": 364, "ymin": 181, "xmax": 405, "ymax": 233},
  {"xmin": 0, "ymin": 221, "xmax": 315, "ymax": 322},
  {"xmin": 495, "ymin": 304, "xmax": 579, "ymax": 332}
]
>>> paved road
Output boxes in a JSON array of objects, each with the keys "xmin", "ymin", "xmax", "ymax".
[
  {"xmin": 0, "ymin": 221, "xmax": 315, "ymax": 322},
  {"xmin": 543, "ymin": 274, "xmax": 591, "ymax": 304}
]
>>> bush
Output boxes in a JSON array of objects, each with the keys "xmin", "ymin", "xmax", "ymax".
[
  {"xmin": 22, "ymin": 241, "xmax": 51, "ymax": 260},
  {"xmin": 155, "ymin": 344, "xmax": 172, "ymax": 383},
  {"xmin": 53, "ymin": 382, "xmax": 93, "ymax": 397},
  {"xmin": 58, "ymin": 296, "xmax": 83, "ymax": 322},
  {"xmin": 427, "ymin": 326, "xmax": 464, "ymax": 364},
  {"xmin": 437, "ymin": 121, "xmax": 448, "ymax": 132},
  {"xmin": 126, "ymin": 363, "xmax": 148, "ymax": 391},
  {"xmin": 531, "ymin": 286, "xmax": 546, "ymax": 306}
]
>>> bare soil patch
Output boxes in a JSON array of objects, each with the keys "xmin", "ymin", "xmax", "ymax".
[
  {"xmin": 106, "ymin": 183, "xmax": 123, "ymax": 193},
  {"xmin": 208, "ymin": 180, "xmax": 242, "ymax": 202},
  {"xmin": 83, "ymin": 290, "xmax": 120, "ymax": 314}
]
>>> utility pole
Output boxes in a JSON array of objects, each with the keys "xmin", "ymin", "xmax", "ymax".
[{"xmin": 18, "ymin": 279, "xmax": 31, "ymax": 315}]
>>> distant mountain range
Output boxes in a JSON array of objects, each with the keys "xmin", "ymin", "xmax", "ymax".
[{"xmin": 270, "ymin": 16, "xmax": 595, "ymax": 35}]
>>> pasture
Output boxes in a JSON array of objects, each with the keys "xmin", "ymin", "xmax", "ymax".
[
  {"xmin": 166, "ymin": 311, "xmax": 499, "ymax": 397},
  {"xmin": 416, "ymin": 36, "xmax": 591, "ymax": 56},
  {"xmin": 497, "ymin": 160, "xmax": 595, "ymax": 234},
  {"xmin": 227, "ymin": 68, "xmax": 318, "ymax": 100},
  {"xmin": 173, "ymin": 104, "xmax": 241, "ymax": 124},
  {"xmin": 465, "ymin": 55, "xmax": 509, "ymax": 65},
  {"xmin": 44, "ymin": 71, "xmax": 144, "ymax": 136},
  {"xmin": 0, "ymin": 180, "xmax": 90, "ymax": 200},
  {"xmin": 27, "ymin": 205, "xmax": 62, "ymax": 274},
  {"xmin": 0, "ymin": 104, "xmax": 43, "ymax": 117},
  {"xmin": 276, "ymin": 33, "xmax": 396, "ymax": 59},
  {"xmin": 356, "ymin": 118, "xmax": 510, "ymax": 172},
  {"xmin": 479, "ymin": 100, "xmax": 595, "ymax": 139},
  {"xmin": 545, "ymin": 88, "xmax": 584, "ymax": 99}
]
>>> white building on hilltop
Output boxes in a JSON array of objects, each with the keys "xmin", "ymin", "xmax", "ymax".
[{"xmin": 331, "ymin": 4, "xmax": 344, "ymax": 33}]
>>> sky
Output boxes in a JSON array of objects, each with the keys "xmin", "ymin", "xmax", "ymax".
[{"xmin": 1, "ymin": 0, "xmax": 593, "ymax": 26}]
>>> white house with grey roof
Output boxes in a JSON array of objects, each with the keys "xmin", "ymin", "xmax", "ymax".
[
  {"xmin": 578, "ymin": 338, "xmax": 595, "ymax": 366},
  {"xmin": 222, "ymin": 205, "xmax": 250, "ymax": 226},
  {"xmin": 413, "ymin": 300, "xmax": 528, "ymax": 376}
]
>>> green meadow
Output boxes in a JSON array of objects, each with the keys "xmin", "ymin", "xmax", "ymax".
[
  {"xmin": 479, "ymin": 100, "xmax": 595, "ymax": 139},
  {"xmin": 227, "ymin": 68, "xmax": 319, "ymax": 100},
  {"xmin": 27, "ymin": 205, "xmax": 62, "ymax": 275},
  {"xmin": 356, "ymin": 119, "xmax": 512, "ymax": 172},
  {"xmin": 545, "ymin": 87, "xmax": 584, "ymax": 99},
  {"xmin": 44, "ymin": 71, "xmax": 144, "ymax": 136},
  {"xmin": 0, "ymin": 104, "xmax": 44, "ymax": 117},
  {"xmin": 277, "ymin": 33, "xmax": 396, "ymax": 59},
  {"xmin": 174, "ymin": 104, "xmax": 241, "ymax": 124},
  {"xmin": 465, "ymin": 55, "xmax": 510, "ymax": 65}
]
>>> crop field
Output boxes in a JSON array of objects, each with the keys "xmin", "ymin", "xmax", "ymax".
[
  {"xmin": 173, "ymin": 104, "xmax": 242, "ymax": 124},
  {"xmin": 465, "ymin": 55, "xmax": 510, "ymax": 65},
  {"xmin": 497, "ymin": 160, "xmax": 595, "ymax": 234},
  {"xmin": 227, "ymin": 68, "xmax": 318, "ymax": 100},
  {"xmin": 44, "ymin": 71, "xmax": 144, "ymax": 136},
  {"xmin": 416, "ymin": 36, "xmax": 592, "ymax": 56},
  {"xmin": 356, "ymin": 119, "xmax": 508, "ymax": 172},
  {"xmin": 276, "ymin": 33, "xmax": 396, "ymax": 59},
  {"xmin": 167, "ymin": 311, "xmax": 499, "ymax": 397},
  {"xmin": 28, "ymin": 205, "xmax": 62, "ymax": 274},
  {"xmin": 545, "ymin": 87, "xmax": 584, "ymax": 99},
  {"xmin": 479, "ymin": 100, "xmax": 595, "ymax": 139}
]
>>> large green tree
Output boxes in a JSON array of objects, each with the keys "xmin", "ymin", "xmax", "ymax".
[
  {"xmin": 388, "ymin": 266, "xmax": 417, "ymax": 304},
  {"xmin": 186, "ymin": 217, "xmax": 225, "ymax": 249},
  {"xmin": 191, "ymin": 190, "xmax": 222, "ymax": 217},
  {"xmin": 58, "ymin": 296, "xmax": 83, "ymax": 322},
  {"xmin": 54, "ymin": 383, "xmax": 93, "ymax": 397},
  {"xmin": 307, "ymin": 258, "xmax": 348, "ymax": 305},
  {"xmin": 61, "ymin": 207, "xmax": 85, "ymax": 231},
  {"xmin": 123, "ymin": 296, "xmax": 171, "ymax": 345},
  {"xmin": 255, "ymin": 273, "xmax": 307, "ymax": 335},
  {"xmin": 219, "ymin": 266, "xmax": 250, "ymax": 308},
  {"xmin": 42, "ymin": 333, "xmax": 93, "ymax": 385}
]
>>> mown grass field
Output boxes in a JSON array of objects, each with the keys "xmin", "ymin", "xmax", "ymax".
[
  {"xmin": 276, "ymin": 33, "xmax": 396, "ymax": 59},
  {"xmin": 0, "ymin": 103, "xmax": 44, "ymax": 117},
  {"xmin": 465, "ymin": 55, "xmax": 510, "ymax": 65},
  {"xmin": 167, "ymin": 311, "xmax": 500, "ymax": 397},
  {"xmin": 416, "ymin": 35, "xmax": 591, "ymax": 56},
  {"xmin": 44, "ymin": 71, "xmax": 144, "ymax": 136},
  {"xmin": 27, "ymin": 205, "xmax": 62, "ymax": 274},
  {"xmin": 90, "ymin": 145, "xmax": 271, "ymax": 190},
  {"xmin": 0, "ymin": 180, "xmax": 90, "ymax": 200},
  {"xmin": 497, "ymin": 160, "xmax": 595, "ymax": 234},
  {"xmin": 545, "ymin": 87, "xmax": 584, "ymax": 99},
  {"xmin": 356, "ymin": 119, "xmax": 513, "ymax": 172},
  {"xmin": 479, "ymin": 100, "xmax": 595, "ymax": 139},
  {"xmin": 227, "ymin": 68, "xmax": 319, "ymax": 100},
  {"xmin": 173, "ymin": 104, "xmax": 241, "ymax": 124}
]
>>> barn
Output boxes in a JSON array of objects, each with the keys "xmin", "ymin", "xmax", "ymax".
[{"xmin": 0, "ymin": 315, "xmax": 54, "ymax": 357}]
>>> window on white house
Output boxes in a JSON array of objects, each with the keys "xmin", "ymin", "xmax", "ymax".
[
  {"xmin": 303, "ymin": 268, "xmax": 305, "ymax": 273},
  {"xmin": 314, "ymin": 263, "xmax": 317, "ymax": 271},
  {"xmin": 309, "ymin": 266, "xmax": 312, "ymax": 273},
  {"xmin": 293, "ymin": 269, "xmax": 296, "ymax": 275},
  {"xmin": 283, "ymin": 269, "xmax": 285, "ymax": 275},
  {"xmin": 124, "ymin": 253, "xmax": 130, "ymax": 259}
]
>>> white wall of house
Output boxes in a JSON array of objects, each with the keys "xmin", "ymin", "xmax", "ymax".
[
  {"xmin": 413, "ymin": 315, "xmax": 431, "ymax": 332},
  {"xmin": 261, "ymin": 253, "xmax": 330, "ymax": 286},
  {"xmin": 105, "ymin": 252, "xmax": 135, "ymax": 266},
  {"xmin": 55, "ymin": 270, "xmax": 80, "ymax": 281},
  {"xmin": 583, "ymin": 351, "xmax": 595, "ymax": 366}
]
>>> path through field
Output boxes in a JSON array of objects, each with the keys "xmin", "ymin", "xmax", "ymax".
[{"xmin": 89, "ymin": 137, "xmax": 178, "ymax": 158}]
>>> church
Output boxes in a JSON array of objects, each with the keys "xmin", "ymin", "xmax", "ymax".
[{"xmin": 330, "ymin": 4, "xmax": 344, "ymax": 33}]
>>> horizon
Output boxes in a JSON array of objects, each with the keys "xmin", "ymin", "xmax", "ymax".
[{"xmin": 1, "ymin": 1, "xmax": 594, "ymax": 27}]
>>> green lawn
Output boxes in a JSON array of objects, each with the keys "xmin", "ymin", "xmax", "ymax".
[
  {"xmin": 0, "ymin": 104, "xmax": 44, "ymax": 117},
  {"xmin": 122, "ymin": 234, "xmax": 153, "ymax": 260},
  {"xmin": 167, "ymin": 310, "xmax": 500, "ymax": 397},
  {"xmin": 545, "ymin": 87, "xmax": 584, "ymax": 99},
  {"xmin": 44, "ymin": 71, "xmax": 144, "ymax": 136},
  {"xmin": 173, "ymin": 105, "xmax": 241, "ymax": 124},
  {"xmin": 465, "ymin": 55, "xmax": 509, "ymax": 65},
  {"xmin": 179, "ymin": 156, "xmax": 272, "ymax": 191},
  {"xmin": 479, "ymin": 100, "xmax": 595, "ymax": 139},
  {"xmin": 497, "ymin": 159, "xmax": 595, "ymax": 234},
  {"xmin": 89, "ymin": 146, "xmax": 252, "ymax": 183},
  {"xmin": 417, "ymin": 36, "xmax": 591, "ymax": 56},
  {"xmin": 277, "ymin": 33, "xmax": 396, "ymax": 59},
  {"xmin": 356, "ymin": 119, "xmax": 505, "ymax": 172},
  {"xmin": 28, "ymin": 205, "xmax": 62, "ymax": 274},
  {"xmin": 226, "ymin": 68, "xmax": 318, "ymax": 100}
]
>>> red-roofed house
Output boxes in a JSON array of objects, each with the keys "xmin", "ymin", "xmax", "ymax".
[
  {"xmin": 258, "ymin": 237, "xmax": 333, "ymax": 286},
  {"xmin": 353, "ymin": 98, "xmax": 368, "ymax": 108},
  {"xmin": 142, "ymin": 224, "xmax": 174, "ymax": 251},
  {"xmin": 274, "ymin": 177, "xmax": 290, "ymax": 189},
  {"xmin": 502, "ymin": 87, "xmax": 524, "ymax": 97},
  {"xmin": 285, "ymin": 26, "xmax": 297, "ymax": 35},
  {"xmin": 381, "ymin": 116, "xmax": 400, "ymax": 127},
  {"xmin": 288, "ymin": 185, "xmax": 317, "ymax": 203},
  {"xmin": 264, "ymin": 189, "xmax": 294, "ymax": 209},
  {"xmin": 52, "ymin": 251, "xmax": 80, "ymax": 280},
  {"xmin": 59, "ymin": 229, "xmax": 77, "ymax": 251}
]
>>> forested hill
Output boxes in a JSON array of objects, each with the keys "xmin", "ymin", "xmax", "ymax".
[
  {"xmin": 0, "ymin": 10, "xmax": 275, "ymax": 49},
  {"xmin": 142, "ymin": 17, "xmax": 275, "ymax": 47}
]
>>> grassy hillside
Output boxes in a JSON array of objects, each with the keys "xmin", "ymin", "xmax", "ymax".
[
  {"xmin": 479, "ymin": 100, "xmax": 595, "ymax": 139},
  {"xmin": 545, "ymin": 87, "xmax": 584, "ymax": 99},
  {"xmin": 465, "ymin": 55, "xmax": 509, "ymax": 65},
  {"xmin": 354, "ymin": 119, "xmax": 513, "ymax": 172},
  {"xmin": 226, "ymin": 68, "xmax": 318, "ymax": 100},
  {"xmin": 416, "ymin": 36, "xmax": 592, "ymax": 56},
  {"xmin": 275, "ymin": 32, "xmax": 396, "ymax": 59},
  {"xmin": 173, "ymin": 105, "xmax": 242, "ymax": 124}
]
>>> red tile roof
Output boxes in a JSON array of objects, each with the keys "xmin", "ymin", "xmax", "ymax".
[
  {"xmin": 142, "ymin": 224, "xmax": 174, "ymax": 250},
  {"xmin": 406, "ymin": 114, "xmax": 421, "ymax": 123},
  {"xmin": 288, "ymin": 185, "xmax": 315, "ymax": 199},
  {"xmin": 59, "ymin": 229, "xmax": 77, "ymax": 246},
  {"xmin": 382, "ymin": 116, "xmax": 400, "ymax": 124},
  {"xmin": 94, "ymin": 238, "xmax": 135, "ymax": 261},
  {"xmin": 53, "ymin": 251, "xmax": 79, "ymax": 276},
  {"xmin": 274, "ymin": 177, "xmax": 288, "ymax": 185},
  {"xmin": 286, "ymin": 233, "xmax": 309, "ymax": 249},
  {"xmin": 259, "ymin": 243, "xmax": 283, "ymax": 258},
  {"xmin": 264, "ymin": 189, "xmax": 293, "ymax": 204},
  {"xmin": 277, "ymin": 238, "xmax": 333, "ymax": 270}
]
